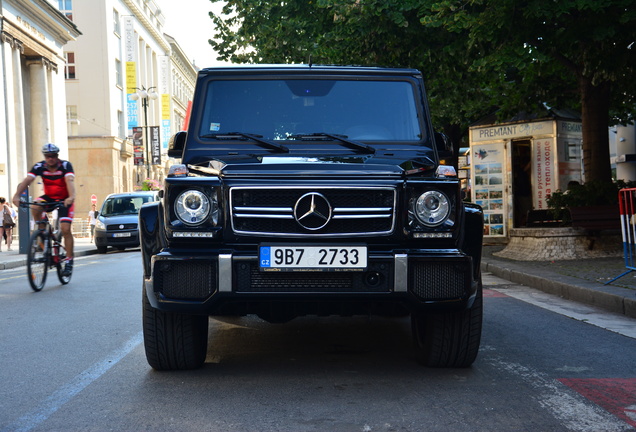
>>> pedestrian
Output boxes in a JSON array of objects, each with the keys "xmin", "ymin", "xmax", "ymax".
[
  {"xmin": 0, "ymin": 197, "xmax": 16, "ymax": 251},
  {"xmin": 88, "ymin": 203, "xmax": 98, "ymax": 242},
  {"xmin": 12, "ymin": 143, "xmax": 76, "ymax": 276}
]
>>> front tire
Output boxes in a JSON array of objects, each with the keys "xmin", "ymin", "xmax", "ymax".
[
  {"xmin": 142, "ymin": 285, "xmax": 209, "ymax": 370},
  {"xmin": 411, "ymin": 277, "xmax": 483, "ymax": 368},
  {"xmin": 27, "ymin": 231, "xmax": 49, "ymax": 292}
]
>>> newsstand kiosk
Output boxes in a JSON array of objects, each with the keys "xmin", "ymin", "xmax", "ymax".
[{"xmin": 469, "ymin": 113, "xmax": 583, "ymax": 239}]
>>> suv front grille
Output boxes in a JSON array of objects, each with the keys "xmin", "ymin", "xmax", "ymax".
[
  {"xmin": 409, "ymin": 261, "xmax": 470, "ymax": 300},
  {"xmin": 230, "ymin": 186, "xmax": 395, "ymax": 237},
  {"xmin": 234, "ymin": 261, "xmax": 393, "ymax": 293}
]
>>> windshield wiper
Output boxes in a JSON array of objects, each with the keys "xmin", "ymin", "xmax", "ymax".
[
  {"xmin": 287, "ymin": 133, "xmax": 376, "ymax": 154},
  {"xmin": 201, "ymin": 132, "xmax": 289, "ymax": 153}
]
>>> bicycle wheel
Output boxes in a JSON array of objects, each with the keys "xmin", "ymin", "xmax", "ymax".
[
  {"xmin": 27, "ymin": 230, "xmax": 49, "ymax": 292},
  {"xmin": 56, "ymin": 243, "xmax": 71, "ymax": 284}
]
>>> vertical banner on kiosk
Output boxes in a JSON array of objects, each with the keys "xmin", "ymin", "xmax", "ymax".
[
  {"xmin": 533, "ymin": 138, "xmax": 555, "ymax": 210},
  {"xmin": 472, "ymin": 143, "xmax": 506, "ymax": 236}
]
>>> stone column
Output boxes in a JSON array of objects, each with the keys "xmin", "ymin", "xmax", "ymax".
[
  {"xmin": 27, "ymin": 57, "xmax": 51, "ymax": 166},
  {"xmin": 1, "ymin": 34, "xmax": 28, "ymax": 192}
]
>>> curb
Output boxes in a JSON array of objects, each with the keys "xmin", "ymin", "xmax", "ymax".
[
  {"xmin": 0, "ymin": 248, "xmax": 100, "ymax": 271},
  {"xmin": 481, "ymin": 260, "xmax": 636, "ymax": 319}
]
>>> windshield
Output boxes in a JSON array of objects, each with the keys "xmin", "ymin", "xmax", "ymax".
[
  {"xmin": 198, "ymin": 79, "xmax": 423, "ymax": 142},
  {"xmin": 101, "ymin": 195, "xmax": 155, "ymax": 217}
]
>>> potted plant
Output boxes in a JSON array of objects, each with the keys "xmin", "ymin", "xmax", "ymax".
[{"xmin": 546, "ymin": 180, "xmax": 633, "ymax": 230}]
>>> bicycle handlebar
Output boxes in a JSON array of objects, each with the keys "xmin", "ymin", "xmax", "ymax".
[{"xmin": 20, "ymin": 201, "xmax": 67, "ymax": 209}]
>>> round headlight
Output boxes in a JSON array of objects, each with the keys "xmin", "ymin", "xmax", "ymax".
[
  {"xmin": 414, "ymin": 191, "xmax": 450, "ymax": 226},
  {"xmin": 175, "ymin": 190, "xmax": 210, "ymax": 225}
]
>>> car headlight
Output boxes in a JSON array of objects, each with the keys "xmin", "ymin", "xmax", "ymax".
[
  {"xmin": 175, "ymin": 190, "xmax": 216, "ymax": 225},
  {"xmin": 414, "ymin": 190, "xmax": 450, "ymax": 227},
  {"xmin": 95, "ymin": 219, "xmax": 106, "ymax": 230}
]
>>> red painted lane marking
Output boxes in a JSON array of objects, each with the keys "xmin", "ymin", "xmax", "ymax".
[
  {"xmin": 559, "ymin": 378, "xmax": 636, "ymax": 427},
  {"xmin": 483, "ymin": 289, "xmax": 509, "ymax": 298}
]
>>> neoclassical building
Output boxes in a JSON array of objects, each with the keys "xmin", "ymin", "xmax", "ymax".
[
  {"xmin": 0, "ymin": 0, "xmax": 80, "ymax": 203},
  {"xmin": 63, "ymin": 0, "xmax": 197, "ymax": 216}
]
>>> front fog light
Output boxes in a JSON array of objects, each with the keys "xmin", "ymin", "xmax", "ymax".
[
  {"xmin": 175, "ymin": 190, "xmax": 210, "ymax": 225},
  {"xmin": 415, "ymin": 190, "xmax": 450, "ymax": 226}
]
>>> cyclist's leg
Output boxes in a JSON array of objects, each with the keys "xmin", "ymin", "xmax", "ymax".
[
  {"xmin": 57, "ymin": 202, "xmax": 74, "ymax": 259},
  {"xmin": 60, "ymin": 221, "xmax": 74, "ymax": 259},
  {"xmin": 32, "ymin": 196, "xmax": 49, "ymax": 229},
  {"xmin": 58, "ymin": 203, "xmax": 74, "ymax": 276}
]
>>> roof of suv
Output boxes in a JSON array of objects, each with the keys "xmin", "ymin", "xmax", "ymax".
[{"xmin": 198, "ymin": 64, "xmax": 422, "ymax": 77}]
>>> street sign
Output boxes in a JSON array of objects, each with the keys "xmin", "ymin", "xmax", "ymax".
[{"xmin": 91, "ymin": 194, "xmax": 97, "ymax": 205}]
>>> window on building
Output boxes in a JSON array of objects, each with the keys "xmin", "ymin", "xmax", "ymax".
[
  {"xmin": 115, "ymin": 58, "xmax": 122, "ymax": 87},
  {"xmin": 113, "ymin": 9, "xmax": 121, "ymax": 35},
  {"xmin": 117, "ymin": 110, "xmax": 124, "ymax": 139},
  {"xmin": 58, "ymin": 0, "xmax": 73, "ymax": 20},
  {"xmin": 66, "ymin": 105, "xmax": 79, "ymax": 136},
  {"xmin": 64, "ymin": 52, "xmax": 76, "ymax": 79}
]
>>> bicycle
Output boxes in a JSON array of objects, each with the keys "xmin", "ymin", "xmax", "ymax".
[{"xmin": 21, "ymin": 201, "xmax": 72, "ymax": 291}]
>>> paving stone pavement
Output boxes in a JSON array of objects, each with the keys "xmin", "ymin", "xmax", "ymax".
[{"xmin": 482, "ymin": 244, "xmax": 636, "ymax": 319}]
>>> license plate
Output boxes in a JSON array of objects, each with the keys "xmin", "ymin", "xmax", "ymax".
[
  {"xmin": 113, "ymin": 232, "xmax": 132, "ymax": 238},
  {"xmin": 259, "ymin": 245, "xmax": 367, "ymax": 270}
]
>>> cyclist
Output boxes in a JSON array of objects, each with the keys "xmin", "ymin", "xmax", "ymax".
[{"xmin": 12, "ymin": 143, "xmax": 76, "ymax": 276}]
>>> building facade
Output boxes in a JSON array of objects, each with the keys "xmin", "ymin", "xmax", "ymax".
[
  {"xmin": 61, "ymin": 0, "xmax": 196, "ymax": 216},
  {"xmin": 0, "ymin": 0, "xmax": 80, "ymax": 203}
]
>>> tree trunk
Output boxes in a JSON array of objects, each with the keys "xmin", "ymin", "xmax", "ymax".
[{"xmin": 579, "ymin": 77, "xmax": 612, "ymax": 183}]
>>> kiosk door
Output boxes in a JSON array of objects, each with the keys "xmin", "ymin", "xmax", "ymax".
[{"xmin": 512, "ymin": 140, "xmax": 532, "ymax": 227}]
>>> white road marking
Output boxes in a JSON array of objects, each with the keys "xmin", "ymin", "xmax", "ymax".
[
  {"xmin": 482, "ymin": 348, "xmax": 633, "ymax": 432},
  {"xmin": 1, "ymin": 332, "xmax": 143, "ymax": 432}
]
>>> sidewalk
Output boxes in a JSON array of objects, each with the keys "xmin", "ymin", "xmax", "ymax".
[
  {"xmin": 0, "ymin": 236, "xmax": 100, "ymax": 270},
  {"xmin": 482, "ymin": 244, "xmax": 636, "ymax": 319}
]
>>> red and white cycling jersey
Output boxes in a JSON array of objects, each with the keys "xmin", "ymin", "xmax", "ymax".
[{"xmin": 28, "ymin": 160, "xmax": 75, "ymax": 200}]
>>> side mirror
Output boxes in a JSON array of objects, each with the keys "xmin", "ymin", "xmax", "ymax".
[
  {"xmin": 434, "ymin": 132, "xmax": 454, "ymax": 159},
  {"xmin": 167, "ymin": 131, "xmax": 186, "ymax": 159}
]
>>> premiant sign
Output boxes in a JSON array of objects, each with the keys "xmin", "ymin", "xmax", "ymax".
[
  {"xmin": 471, "ymin": 120, "xmax": 553, "ymax": 143},
  {"xmin": 533, "ymin": 138, "xmax": 555, "ymax": 209}
]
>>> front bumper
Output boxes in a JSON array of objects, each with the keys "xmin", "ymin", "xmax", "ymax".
[
  {"xmin": 94, "ymin": 229, "xmax": 140, "ymax": 248},
  {"xmin": 144, "ymin": 249, "xmax": 478, "ymax": 316}
]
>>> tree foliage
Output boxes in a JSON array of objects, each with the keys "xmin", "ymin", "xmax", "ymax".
[
  {"xmin": 208, "ymin": 0, "xmax": 636, "ymax": 181},
  {"xmin": 424, "ymin": 0, "xmax": 636, "ymax": 182}
]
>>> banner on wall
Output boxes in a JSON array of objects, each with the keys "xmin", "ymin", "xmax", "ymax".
[
  {"xmin": 133, "ymin": 127, "xmax": 144, "ymax": 166},
  {"xmin": 533, "ymin": 138, "xmax": 555, "ymax": 209},
  {"xmin": 159, "ymin": 56, "xmax": 171, "ymax": 150},
  {"xmin": 124, "ymin": 16, "xmax": 138, "ymax": 129},
  {"xmin": 150, "ymin": 126, "xmax": 161, "ymax": 165},
  {"xmin": 472, "ymin": 143, "xmax": 506, "ymax": 237}
]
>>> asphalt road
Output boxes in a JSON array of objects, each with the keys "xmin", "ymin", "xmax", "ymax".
[{"xmin": 1, "ymin": 252, "xmax": 635, "ymax": 431}]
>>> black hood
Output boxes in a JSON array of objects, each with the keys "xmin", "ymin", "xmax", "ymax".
[{"xmin": 190, "ymin": 153, "xmax": 437, "ymax": 178}]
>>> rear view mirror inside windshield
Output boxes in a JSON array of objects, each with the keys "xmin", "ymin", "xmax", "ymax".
[{"xmin": 285, "ymin": 80, "xmax": 336, "ymax": 97}]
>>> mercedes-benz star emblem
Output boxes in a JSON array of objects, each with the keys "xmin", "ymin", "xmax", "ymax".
[{"xmin": 294, "ymin": 192, "xmax": 332, "ymax": 230}]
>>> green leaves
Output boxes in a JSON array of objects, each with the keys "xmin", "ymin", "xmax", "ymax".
[{"xmin": 207, "ymin": 0, "xmax": 636, "ymax": 176}]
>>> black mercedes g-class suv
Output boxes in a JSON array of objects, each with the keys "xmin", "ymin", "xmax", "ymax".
[{"xmin": 140, "ymin": 65, "xmax": 483, "ymax": 370}]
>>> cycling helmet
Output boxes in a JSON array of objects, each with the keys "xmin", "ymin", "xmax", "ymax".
[{"xmin": 42, "ymin": 143, "xmax": 60, "ymax": 154}]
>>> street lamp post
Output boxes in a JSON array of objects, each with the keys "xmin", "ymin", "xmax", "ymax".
[{"xmin": 130, "ymin": 85, "xmax": 158, "ymax": 179}]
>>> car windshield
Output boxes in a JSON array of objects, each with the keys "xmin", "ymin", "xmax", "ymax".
[
  {"xmin": 101, "ymin": 196, "xmax": 155, "ymax": 217},
  {"xmin": 198, "ymin": 79, "xmax": 423, "ymax": 142}
]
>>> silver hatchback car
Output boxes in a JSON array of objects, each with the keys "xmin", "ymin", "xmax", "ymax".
[{"xmin": 94, "ymin": 191, "xmax": 159, "ymax": 254}]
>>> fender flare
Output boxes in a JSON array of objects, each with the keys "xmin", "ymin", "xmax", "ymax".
[{"xmin": 139, "ymin": 201, "xmax": 164, "ymax": 277}]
